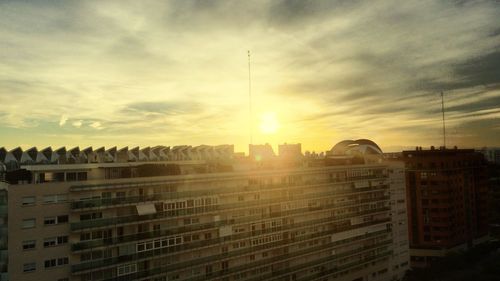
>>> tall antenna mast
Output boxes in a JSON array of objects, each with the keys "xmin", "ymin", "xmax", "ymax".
[
  {"xmin": 248, "ymin": 50, "xmax": 253, "ymax": 145},
  {"xmin": 441, "ymin": 91, "xmax": 446, "ymax": 148}
]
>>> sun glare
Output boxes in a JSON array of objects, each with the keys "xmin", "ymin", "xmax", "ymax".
[{"xmin": 259, "ymin": 112, "xmax": 279, "ymax": 134}]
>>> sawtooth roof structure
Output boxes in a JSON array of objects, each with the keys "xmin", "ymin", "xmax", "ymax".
[{"xmin": 0, "ymin": 145, "xmax": 234, "ymax": 169}]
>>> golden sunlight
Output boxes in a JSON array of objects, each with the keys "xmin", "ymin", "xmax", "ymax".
[{"xmin": 259, "ymin": 112, "xmax": 279, "ymax": 134}]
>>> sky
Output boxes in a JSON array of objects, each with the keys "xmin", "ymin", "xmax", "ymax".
[{"xmin": 1, "ymin": 0, "xmax": 499, "ymax": 153}]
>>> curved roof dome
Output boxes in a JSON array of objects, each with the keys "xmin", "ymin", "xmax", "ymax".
[{"xmin": 330, "ymin": 139, "xmax": 383, "ymax": 155}]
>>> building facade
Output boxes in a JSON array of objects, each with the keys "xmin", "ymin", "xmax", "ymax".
[
  {"xmin": 479, "ymin": 147, "xmax": 500, "ymax": 164},
  {"xmin": 0, "ymin": 180, "xmax": 7, "ymax": 281},
  {"xmin": 1, "ymin": 142, "xmax": 409, "ymax": 281},
  {"xmin": 402, "ymin": 147, "xmax": 489, "ymax": 267}
]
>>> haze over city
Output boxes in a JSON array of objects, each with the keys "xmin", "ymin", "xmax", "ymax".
[{"xmin": 1, "ymin": 0, "xmax": 499, "ymax": 152}]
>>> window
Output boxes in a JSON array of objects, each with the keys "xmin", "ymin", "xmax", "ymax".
[
  {"xmin": 22, "ymin": 240, "xmax": 36, "ymax": 250},
  {"xmin": 44, "ymin": 217, "xmax": 56, "ymax": 225},
  {"xmin": 183, "ymin": 217, "xmax": 199, "ymax": 225},
  {"xmin": 44, "ymin": 257, "xmax": 68, "ymax": 268},
  {"xmin": 80, "ymin": 232, "xmax": 91, "ymax": 241},
  {"xmin": 44, "ymin": 236, "xmax": 68, "ymax": 247},
  {"xmin": 92, "ymin": 230, "xmax": 103, "ymax": 239},
  {"xmin": 66, "ymin": 172, "xmax": 77, "ymax": 181},
  {"xmin": 44, "ymin": 215, "xmax": 68, "ymax": 225},
  {"xmin": 22, "ymin": 196, "xmax": 36, "ymax": 206},
  {"xmin": 44, "ymin": 194, "xmax": 67, "ymax": 204},
  {"xmin": 57, "ymin": 215, "xmax": 68, "ymax": 223},
  {"xmin": 22, "ymin": 218, "xmax": 36, "ymax": 229},
  {"xmin": 58, "ymin": 257, "xmax": 69, "ymax": 265},
  {"xmin": 117, "ymin": 263, "xmax": 137, "ymax": 276},
  {"xmin": 44, "ymin": 237, "xmax": 57, "ymax": 247},
  {"xmin": 43, "ymin": 172, "xmax": 65, "ymax": 182},
  {"xmin": 80, "ymin": 252, "xmax": 91, "ymax": 262},
  {"xmin": 77, "ymin": 172, "xmax": 87, "ymax": 181},
  {"xmin": 43, "ymin": 195, "xmax": 57, "ymax": 204},
  {"xmin": 23, "ymin": 262, "xmax": 36, "ymax": 273},
  {"xmin": 45, "ymin": 259, "xmax": 56, "ymax": 268},
  {"xmin": 137, "ymin": 236, "xmax": 182, "ymax": 252},
  {"xmin": 80, "ymin": 212, "xmax": 102, "ymax": 221}
]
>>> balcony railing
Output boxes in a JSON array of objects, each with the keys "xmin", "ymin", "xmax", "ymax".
[
  {"xmin": 69, "ymin": 172, "xmax": 389, "ymax": 191},
  {"xmin": 71, "ymin": 221, "xmax": 391, "ymax": 274},
  {"xmin": 98, "ymin": 236, "xmax": 392, "ymax": 281},
  {"xmin": 70, "ymin": 188, "xmax": 389, "ymax": 231},
  {"xmin": 70, "ymin": 179, "xmax": 389, "ymax": 210},
  {"xmin": 72, "ymin": 204, "xmax": 390, "ymax": 252},
  {"xmin": 266, "ymin": 250, "xmax": 392, "ymax": 281}
]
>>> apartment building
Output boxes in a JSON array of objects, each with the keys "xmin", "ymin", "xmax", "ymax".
[
  {"xmin": 479, "ymin": 147, "xmax": 500, "ymax": 164},
  {"xmin": 0, "ymin": 141, "xmax": 409, "ymax": 281},
  {"xmin": 402, "ymin": 147, "xmax": 489, "ymax": 267},
  {"xmin": 0, "ymin": 178, "xmax": 7, "ymax": 281}
]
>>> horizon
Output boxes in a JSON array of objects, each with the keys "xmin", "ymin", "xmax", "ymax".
[
  {"xmin": 0, "ymin": 141, "xmax": 497, "ymax": 156},
  {"xmin": 1, "ymin": 1, "xmax": 499, "ymax": 153}
]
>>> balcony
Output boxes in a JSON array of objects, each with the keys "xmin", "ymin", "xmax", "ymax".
[
  {"xmin": 96, "ymin": 235, "xmax": 392, "ymax": 280},
  {"xmin": 70, "ymin": 190, "xmax": 389, "ymax": 231},
  {"xmin": 71, "ymin": 219, "xmax": 391, "ymax": 273},
  {"xmin": 72, "ymin": 206, "xmax": 390, "ymax": 252},
  {"xmin": 70, "ymin": 180, "xmax": 389, "ymax": 211}
]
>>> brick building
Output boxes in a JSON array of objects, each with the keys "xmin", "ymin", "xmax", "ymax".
[{"xmin": 402, "ymin": 147, "xmax": 489, "ymax": 267}]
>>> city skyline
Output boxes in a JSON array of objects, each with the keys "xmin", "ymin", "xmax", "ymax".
[{"xmin": 1, "ymin": 0, "xmax": 500, "ymax": 153}]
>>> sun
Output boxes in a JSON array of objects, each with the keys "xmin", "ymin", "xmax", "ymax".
[{"xmin": 259, "ymin": 112, "xmax": 279, "ymax": 134}]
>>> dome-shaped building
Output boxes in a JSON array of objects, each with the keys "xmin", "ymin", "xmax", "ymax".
[
  {"xmin": 328, "ymin": 139, "xmax": 383, "ymax": 164},
  {"xmin": 330, "ymin": 139, "xmax": 383, "ymax": 155}
]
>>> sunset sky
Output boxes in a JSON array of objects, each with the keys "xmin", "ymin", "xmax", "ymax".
[{"xmin": 1, "ymin": 0, "xmax": 499, "ymax": 153}]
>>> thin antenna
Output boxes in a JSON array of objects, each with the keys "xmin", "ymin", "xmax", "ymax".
[
  {"xmin": 248, "ymin": 50, "xmax": 253, "ymax": 145},
  {"xmin": 441, "ymin": 91, "xmax": 446, "ymax": 148}
]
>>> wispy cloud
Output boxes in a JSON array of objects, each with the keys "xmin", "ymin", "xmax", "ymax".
[
  {"xmin": 72, "ymin": 120, "xmax": 83, "ymax": 128},
  {"xmin": 59, "ymin": 115, "xmax": 68, "ymax": 127},
  {"xmin": 0, "ymin": 0, "xmax": 499, "ymax": 151},
  {"xmin": 89, "ymin": 121, "xmax": 104, "ymax": 130}
]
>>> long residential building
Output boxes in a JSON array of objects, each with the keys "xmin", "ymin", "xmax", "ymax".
[{"xmin": 0, "ymin": 140, "xmax": 409, "ymax": 281}]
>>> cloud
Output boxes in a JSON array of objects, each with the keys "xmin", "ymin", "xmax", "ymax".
[
  {"xmin": 59, "ymin": 115, "xmax": 68, "ymax": 126},
  {"xmin": 121, "ymin": 101, "xmax": 201, "ymax": 116},
  {"xmin": 72, "ymin": 120, "xmax": 83, "ymax": 128},
  {"xmin": 0, "ymin": 0, "xmax": 499, "ymax": 151},
  {"xmin": 89, "ymin": 121, "xmax": 103, "ymax": 130}
]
